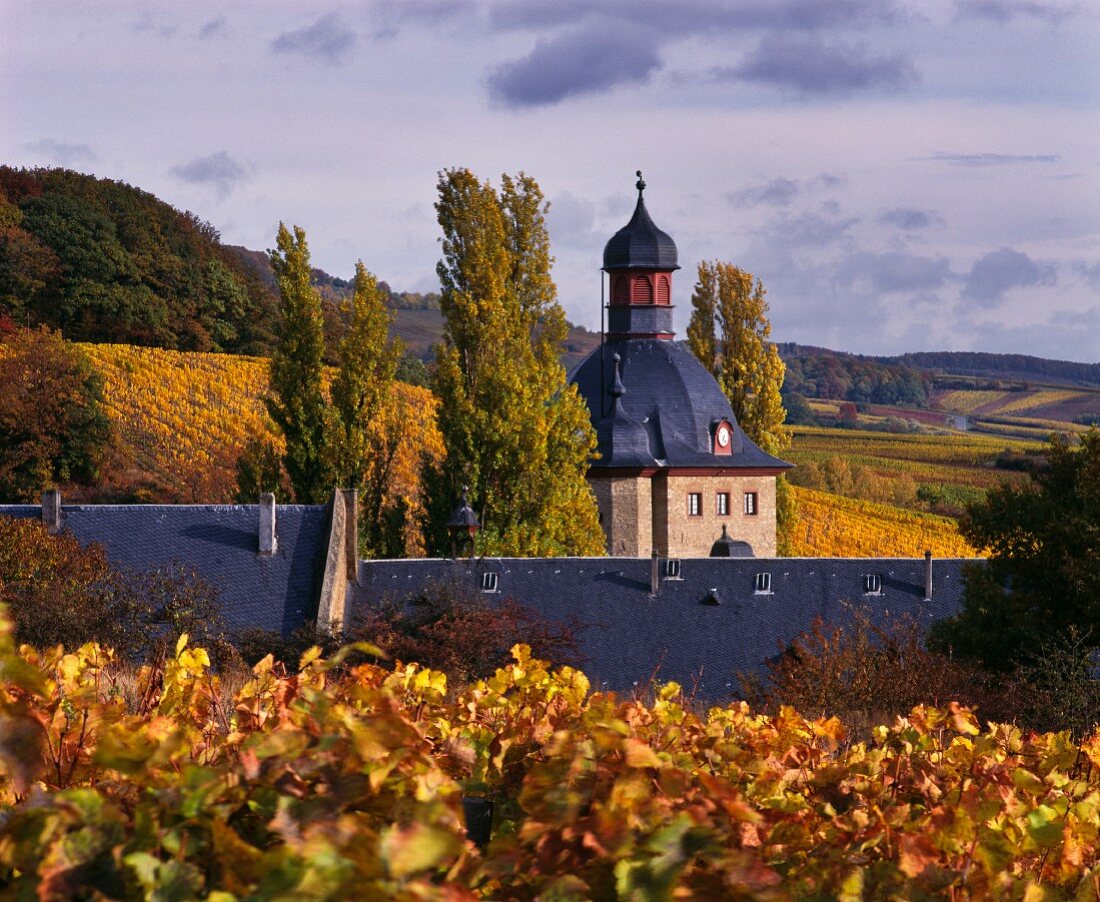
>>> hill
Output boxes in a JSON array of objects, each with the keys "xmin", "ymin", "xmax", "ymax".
[{"xmin": 0, "ymin": 167, "xmax": 278, "ymax": 354}]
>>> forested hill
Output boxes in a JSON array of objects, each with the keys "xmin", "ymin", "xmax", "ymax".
[
  {"xmin": 888, "ymin": 351, "xmax": 1100, "ymax": 387},
  {"xmin": 0, "ymin": 167, "xmax": 279, "ymax": 355}
]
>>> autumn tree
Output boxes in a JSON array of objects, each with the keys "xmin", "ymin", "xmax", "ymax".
[
  {"xmin": 0, "ymin": 326, "xmax": 111, "ymax": 501},
  {"xmin": 687, "ymin": 261, "xmax": 794, "ymax": 552},
  {"xmin": 265, "ymin": 224, "xmax": 329, "ymax": 503},
  {"xmin": 430, "ymin": 168, "xmax": 602, "ymax": 556},
  {"xmin": 326, "ymin": 262, "xmax": 405, "ymax": 552}
]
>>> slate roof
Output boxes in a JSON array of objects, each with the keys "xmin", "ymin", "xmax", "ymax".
[
  {"xmin": 602, "ymin": 192, "xmax": 679, "ymax": 272},
  {"xmin": 571, "ymin": 341, "xmax": 792, "ymax": 471},
  {"xmin": 356, "ymin": 556, "xmax": 977, "ymax": 704},
  {"xmin": 0, "ymin": 504, "xmax": 327, "ymax": 635}
]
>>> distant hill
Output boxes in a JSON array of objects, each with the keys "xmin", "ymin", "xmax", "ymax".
[{"xmin": 0, "ymin": 167, "xmax": 278, "ymax": 355}]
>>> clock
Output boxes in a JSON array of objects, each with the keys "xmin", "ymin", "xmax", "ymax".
[{"xmin": 716, "ymin": 425, "xmax": 731, "ymax": 448}]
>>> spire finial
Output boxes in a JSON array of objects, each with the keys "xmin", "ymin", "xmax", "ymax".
[
  {"xmin": 609, "ymin": 352, "xmax": 625, "ymax": 399},
  {"xmin": 635, "ymin": 170, "xmax": 645, "ymax": 198}
]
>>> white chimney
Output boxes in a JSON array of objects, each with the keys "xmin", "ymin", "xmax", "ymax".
[
  {"xmin": 259, "ymin": 493, "xmax": 277, "ymax": 555},
  {"xmin": 924, "ymin": 550, "xmax": 933, "ymax": 602}
]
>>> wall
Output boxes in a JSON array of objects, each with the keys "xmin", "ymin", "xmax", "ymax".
[
  {"xmin": 589, "ymin": 475, "xmax": 653, "ymax": 556},
  {"xmin": 656, "ymin": 474, "xmax": 777, "ymax": 557}
]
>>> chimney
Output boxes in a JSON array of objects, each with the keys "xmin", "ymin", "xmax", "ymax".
[
  {"xmin": 259, "ymin": 493, "xmax": 277, "ymax": 555},
  {"xmin": 42, "ymin": 489, "xmax": 61, "ymax": 533},
  {"xmin": 650, "ymin": 548, "xmax": 659, "ymax": 596},
  {"xmin": 923, "ymin": 550, "xmax": 933, "ymax": 602},
  {"xmin": 341, "ymin": 488, "xmax": 358, "ymax": 582}
]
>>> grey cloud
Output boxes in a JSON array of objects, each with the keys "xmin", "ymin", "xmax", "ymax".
[
  {"xmin": 271, "ymin": 13, "xmax": 357, "ymax": 65},
  {"xmin": 23, "ymin": 139, "xmax": 97, "ymax": 166},
  {"xmin": 132, "ymin": 15, "xmax": 178, "ymax": 39},
  {"xmin": 836, "ymin": 251, "xmax": 952, "ymax": 293},
  {"xmin": 1074, "ymin": 262, "xmax": 1100, "ymax": 290},
  {"xmin": 879, "ymin": 208, "xmax": 941, "ymax": 230},
  {"xmin": 769, "ymin": 211, "xmax": 859, "ymax": 248},
  {"xmin": 548, "ymin": 191, "xmax": 599, "ymax": 249},
  {"xmin": 489, "ymin": 25, "xmax": 661, "ymax": 107},
  {"xmin": 954, "ymin": 0, "xmax": 1081, "ymax": 22},
  {"xmin": 170, "ymin": 152, "xmax": 249, "ymax": 197},
  {"xmin": 731, "ymin": 177, "xmax": 800, "ymax": 207},
  {"xmin": 962, "ymin": 247, "xmax": 1056, "ymax": 305},
  {"xmin": 927, "ymin": 152, "xmax": 1059, "ymax": 166},
  {"xmin": 718, "ymin": 35, "xmax": 918, "ymax": 94},
  {"xmin": 488, "ymin": 0, "xmax": 904, "ymax": 34},
  {"xmin": 199, "ymin": 17, "xmax": 227, "ymax": 38}
]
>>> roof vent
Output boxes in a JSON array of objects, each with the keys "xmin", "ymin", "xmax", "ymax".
[
  {"xmin": 664, "ymin": 559, "xmax": 682, "ymax": 580},
  {"xmin": 480, "ymin": 572, "xmax": 499, "ymax": 593},
  {"xmin": 754, "ymin": 573, "xmax": 772, "ymax": 594},
  {"xmin": 701, "ymin": 587, "xmax": 722, "ymax": 606},
  {"xmin": 863, "ymin": 573, "xmax": 882, "ymax": 595}
]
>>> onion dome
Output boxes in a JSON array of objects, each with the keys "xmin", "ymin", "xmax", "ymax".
[{"xmin": 602, "ymin": 172, "xmax": 680, "ymax": 272}]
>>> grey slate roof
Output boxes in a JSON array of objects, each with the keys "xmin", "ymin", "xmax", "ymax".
[
  {"xmin": 602, "ymin": 194, "xmax": 680, "ymax": 272},
  {"xmin": 571, "ymin": 341, "xmax": 792, "ymax": 471},
  {"xmin": 0, "ymin": 504, "xmax": 327, "ymax": 635},
  {"xmin": 356, "ymin": 556, "xmax": 977, "ymax": 704}
]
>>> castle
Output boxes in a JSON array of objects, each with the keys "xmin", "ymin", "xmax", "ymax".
[{"xmin": 572, "ymin": 174, "xmax": 790, "ymax": 557}]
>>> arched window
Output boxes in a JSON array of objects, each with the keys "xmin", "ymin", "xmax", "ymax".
[
  {"xmin": 631, "ymin": 275, "xmax": 653, "ymax": 304},
  {"xmin": 657, "ymin": 275, "xmax": 670, "ymax": 305},
  {"xmin": 613, "ymin": 276, "xmax": 629, "ymax": 305}
]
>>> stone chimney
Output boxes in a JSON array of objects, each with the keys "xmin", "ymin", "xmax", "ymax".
[
  {"xmin": 924, "ymin": 550, "xmax": 933, "ymax": 602},
  {"xmin": 42, "ymin": 489, "xmax": 62, "ymax": 534},
  {"xmin": 259, "ymin": 493, "xmax": 277, "ymax": 555},
  {"xmin": 341, "ymin": 488, "xmax": 358, "ymax": 582},
  {"xmin": 650, "ymin": 548, "xmax": 659, "ymax": 596}
]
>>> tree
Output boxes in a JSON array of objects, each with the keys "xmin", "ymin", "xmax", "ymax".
[
  {"xmin": 0, "ymin": 326, "xmax": 111, "ymax": 501},
  {"xmin": 930, "ymin": 430, "xmax": 1100, "ymax": 670},
  {"xmin": 265, "ymin": 224, "xmax": 329, "ymax": 503},
  {"xmin": 327, "ymin": 262, "xmax": 404, "ymax": 552},
  {"xmin": 687, "ymin": 261, "xmax": 794, "ymax": 552},
  {"xmin": 430, "ymin": 168, "xmax": 602, "ymax": 556}
]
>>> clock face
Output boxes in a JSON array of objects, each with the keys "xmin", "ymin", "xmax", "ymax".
[{"xmin": 716, "ymin": 425, "xmax": 731, "ymax": 448}]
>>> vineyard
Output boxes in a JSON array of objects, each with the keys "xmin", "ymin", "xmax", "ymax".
[
  {"xmin": 787, "ymin": 486, "xmax": 977, "ymax": 558},
  {"xmin": 3, "ymin": 616, "xmax": 1100, "ymax": 897}
]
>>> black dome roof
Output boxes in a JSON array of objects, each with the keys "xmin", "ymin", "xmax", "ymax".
[
  {"xmin": 602, "ymin": 175, "xmax": 679, "ymax": 272},
  {"xmin": 571, "ymin": 340, "xmax": 792, "ymax": 471}
]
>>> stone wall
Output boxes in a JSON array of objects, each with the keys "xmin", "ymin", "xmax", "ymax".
[
  {"xmin": 589, "ymin": 475, "xmax": 653, "ymax": 557},
  {"xmin": 657, "ymin": 474, "xmax": 777, "ymax": 558}
]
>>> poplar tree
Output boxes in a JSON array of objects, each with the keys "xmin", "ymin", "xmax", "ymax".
[
  {"xmin": 431, "ymin": 168, "xmax": 602, "ymax": 556},
  {"xmin": 327, "ymin": 261, "xmax": 404, "ymax": 553},
  {"xmin": 265, "ymin": 223, "xmax": 329, "ymax": 503},
  {"xmin": 687, "ymin": 261, "xmax": 795, "ymax": 552}
]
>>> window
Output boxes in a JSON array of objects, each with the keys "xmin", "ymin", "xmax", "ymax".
[
  {"xmin": 480, "ymin": 572, "xmax": 499, "ymax": 593},
  {"xmin": 716, "ymin": 492, "xmax": 730, "ymax": 516},
  {"xmin": 743, "ymin": 492, "xmax": 758, "ymax": 515},
  {"xmin": 863, "ymin": 573, "xmax": 882, "ymax": 595},
  {"xmin": 754, "ymin": 572, "xmax": 772, "ymax": 594},
  {"xmin": 664, "ymin": 559, "xmax": 682, "ymax": 579},
  {"xmin": 631, "ymin": 275, "xmax": 654, "ymax": 304},
  {"xmin": 688, "ymin": 493, "xmax": 702, "ymax": 516}
]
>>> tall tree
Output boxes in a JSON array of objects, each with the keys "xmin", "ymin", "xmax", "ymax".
[
  {"xmin": 687, "ymin": 261, "xmax": 795, "ymax": 553},
  {"xmin": 930, "ymin": 430, "xmax": 1100, "ymax": 670},
  {"xmin": 327, "ymin": 262, "xmax": 405, "ymax": 554},
  {"xmin": 265, "ymin": 224, "xmax": 329, "ymax": 503},
  {"xmin": 430, "ymin": 168, "xmax": 602, "ymax": 556}
]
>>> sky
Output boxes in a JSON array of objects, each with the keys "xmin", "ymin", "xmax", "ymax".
[{"xmin": 2, "ymin": 0, "xmax": 1098, "ymax": 362}]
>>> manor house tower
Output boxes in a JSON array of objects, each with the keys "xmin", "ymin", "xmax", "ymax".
[{"xmin": 571, "ymin": 174, "xmax": 791, "ymax": 557}]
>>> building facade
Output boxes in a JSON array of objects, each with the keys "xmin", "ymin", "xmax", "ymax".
[{"xmin": 571, "ymin": 175, "xmax": 791, "ymax": 557}]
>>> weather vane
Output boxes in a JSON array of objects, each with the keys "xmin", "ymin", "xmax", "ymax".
[{"xmin": 635, "ymin": 170, "xmax": 645, "ymax": 197}]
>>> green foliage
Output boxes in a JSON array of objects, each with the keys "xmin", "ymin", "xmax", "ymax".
[
  {"xmin": 0, "ymin": 166, "xmax": 276, "ymax": 353},
  {"xmin": 0, "ymin": 326, "xmax": 111, "ymax": 501},
  {"xmin": 264, "ymin": 224, "xmax": 330, "ymax": 503},
  {"xmin": 395, "ymin": 352, "xmax": 430, "ymax": 387},
  {"xmin": 781, "ymin": 345, "xmax": 931, "ymax": 405},
  {"xmin": 931, "ymin": 430, "xmax": 1100, "ymax": 670},
  {"xmin": 326, "ymin": 262, "xmax": 405, "ymax": 551},
  {"xmin": 233, "ymin": 435, "xmax": 287, "ymax": 503},
  {"xmin": 430, "ymin": 168, "xmax": 602, "ymax": 556}
]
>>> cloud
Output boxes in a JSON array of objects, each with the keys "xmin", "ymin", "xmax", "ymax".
[
  {"xmin": 199, "ymin": 17, "xmax": 227, "ymax": 39},
  {"xmin": 836, "ymin": 251, "xmax": 953, "ymax": 293},
  {"xmin": 767, "ymin": 211, "xmax": 859, "ymax": 248},
  {"xmin": 22, "ymin": 139, "xmax": 97, "ymax": 166},
  {"xmin": 962, "ymin": 247, "xmax": 1056, "ymax": 305},
  {"xmin": 730, "ymin": 177, "xmax": 800, "ymax": 207},
  {"xmin": 717, "ymin": 34, "xmax": 918, "ymax": 94},
  {"xmin": 489, "ymin": 25, "xmax": 661, "ymax": 107},
  {"xmin": 927, "ymin": 152, "xmax": 1059, "ymax": 166},
  {"xmin": 132, "ymin": 15, "xmax": 178, "ymax": 39},
  {"xmin": 878, "ymin": 208, "xmax": 941, "ymax": 230},
  {"xmin": 548, "ymin": 191, "xmax": 600, "ymax": 249},
  {"xmin": 954, "ymin": 0, "xmax": 1081, "ymax": 23},
  {"xmin": 271, "ymin": 13, "xmax": 357, "ymax": 65},
  {"xmin": 170, "ymin": 151, "xmax": 249, "ymax": 197}
]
